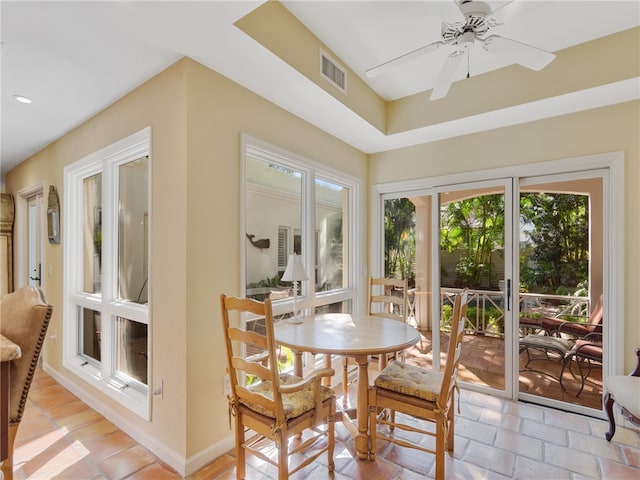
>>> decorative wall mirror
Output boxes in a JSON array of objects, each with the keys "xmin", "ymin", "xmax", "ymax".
[{"xmin": 47, "ymin": 185, "xmax": 60, "ymax": 244}]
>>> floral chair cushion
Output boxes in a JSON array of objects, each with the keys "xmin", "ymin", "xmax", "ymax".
[
  {"xmin": 242, "ymin": 373, "xmax": 334, "ymax": 420},
  {"xmin": 374, "ymin": 361, "xmax": 443, "ymax": 401}
]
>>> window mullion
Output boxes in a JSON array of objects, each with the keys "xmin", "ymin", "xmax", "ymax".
[
  {"xmin": 303, "ymin": 169, "xmax": 315, "ymax": 300},
  {"xmin": 99, "ymin": 159, "xmax": 116, "ymax": 380},
  {"xmin": 103, "ymin": 158, "xmax": 118, "ymax": 305},
  {"xmin": 100, "ymin": 312, "xmax": 114, "ymax": 377}
]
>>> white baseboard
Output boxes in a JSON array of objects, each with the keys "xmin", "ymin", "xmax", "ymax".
[
  {"xmin": 185, "ymin": 434, "xmax": 236, "ymax": 476},
  {"xmin": 42, "ymin": 362, "xmax": 235, "ymax": 477}
]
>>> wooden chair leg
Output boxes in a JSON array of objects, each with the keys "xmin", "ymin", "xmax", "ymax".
[
  {"xmin": 328, "ymin": 403, "xmax": 336, "ymax": 472},
  {"xmin": 368, "ymin": 391, "xmax": 377, "ymax": 460},
  {"xmin": 447, "ymin": 397, "xmax": 455, "ymax": 451},
  {"xmin": 277, "ymin": 430, "xmax": 288, "ymax": 480},
  {"xmin": 234, "ymin": 414, "xmax": 245, "ymax": 479},
  {"xmin": 435, "ymin": 418, "xmax": 445, "ymax": 480},
  {"xmin": 0, "ymin": 423, "xmax": 18, "ymax": 480},
  {"xmin": 603, "ymin": 391, "xmax": 617, "ymax": 441},
  {"xmin": 342, "ymin": 357, "xmax": 349, "ymax": 406}
]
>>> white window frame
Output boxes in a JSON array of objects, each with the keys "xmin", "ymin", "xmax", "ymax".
[
  {"xmin": 241, "ymin": 134, "xmax": 364, "ymax": 319},
  {"xmin": 63, "ymin": 128, "xmax": 151, "ymax": 420}
]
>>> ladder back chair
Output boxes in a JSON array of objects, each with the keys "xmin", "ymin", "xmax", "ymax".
[
  {"xmin": 220, "ymin": 294, "xmax": 336, "ymax": 480},
  {"xmin": 368, "ymin": 289, "xmax": 469, "ymax": 480},
  {"xmin": 342, "ymin": 277, "xmax": 409, "ymax": 406}
]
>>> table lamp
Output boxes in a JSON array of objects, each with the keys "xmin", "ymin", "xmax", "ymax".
[{"xmin": 281, "ymin": 254, "xmax": 308, "ymax": 323}]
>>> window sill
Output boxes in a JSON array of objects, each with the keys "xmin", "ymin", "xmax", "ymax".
[{"xmin": 64, "ymin": 357, "xmax": 150, "ymax": 420}]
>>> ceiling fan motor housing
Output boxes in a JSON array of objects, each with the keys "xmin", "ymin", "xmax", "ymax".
[{"xmin": 443, "ymin": 0, "xmax": 493, "ymax": 44}]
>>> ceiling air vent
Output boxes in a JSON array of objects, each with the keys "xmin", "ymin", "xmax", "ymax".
[{"xmin": 320, "ymin": 49, "xmax": 347, "ymax": 94}]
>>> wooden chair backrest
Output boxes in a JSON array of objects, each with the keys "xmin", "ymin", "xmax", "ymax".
[
  {"xmin": 438, "ymin": 289, "xmax": 469, "ymax": 410},
  {"xmin": 220, "ymin": 294, "xmax": 285, "ymax": 422},
  {"xmin": 368, "ymin": 277, "xmax": 408, "ymax": 323}
]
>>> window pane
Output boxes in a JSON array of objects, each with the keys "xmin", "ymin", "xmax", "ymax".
[
  {"xmin": 79, "ymin": 307, "xmax": 101, "ymax": 363},
  {"xmin": 246, "ymin": 156, "xmax": 302, "ymax": 300},
  {"xmin": 118, "ymin": 156, "xmax": 149, "ymax": 304},
  {"xmin": 316, "ymin": 178, "xmax": 347, "ymax": 292},
  {"xmin": 83, "ymin": 174, "xmax": 102, "ymax": 294},
  {"xmin": 277, "ymin": 227, "xmax": 289, "ymax": 273},
  {"xmin": 315, "ymin": 300, "xmax": 352, "ymax": 315},
  {"xmin": 115, "ymin": 317, "xmax": 148, "ymax": 385}
]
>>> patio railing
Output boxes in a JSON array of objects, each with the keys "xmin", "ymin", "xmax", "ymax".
[{"xmin": 436, "ymin": 288, "xmax": 590, "ymax": 337}]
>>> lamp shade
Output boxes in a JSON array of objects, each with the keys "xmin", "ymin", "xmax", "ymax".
[{"xmin": 281, "ymin": 254, "xmax": 308, "ymax": 282}]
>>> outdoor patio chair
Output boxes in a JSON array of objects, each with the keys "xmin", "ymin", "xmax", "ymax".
[
  {"xmin": 539, "ymin": 294, "xmax": 603, "ymax": 338},
  {"xmin": 368, "ymin": 289, "xmax": 469, "ymax": 480},
  {"xmin": 1, "ymin": 286, "xmax": 53, "ymax": 480},
  {"xmin": 603, "ymin": 347, "xmax": 640, "ymax": 441},
  {"xmin": 559, "ymin": 332, "xmax": 603, "ymax": 396},
  {"xmin": 520, "ymin": 331, "xmax": 573, "ymax": 370},
  {"xmin": 220, "ymin": 294, "xmax": 336, "ymax": 480},
  {"xmin": 342, "ymin": 277, "xmax": 408, "ymax": 406},
  {"xmin": 519, "ymin": 315, "xmax": 545, "ymax": 337}
]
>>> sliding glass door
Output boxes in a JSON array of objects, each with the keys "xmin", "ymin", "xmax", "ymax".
[
  {"xmin": 381, "ymin": 178, "xmax": 515, "ymax": 398},
  {"xmin": 377, "ymin": 163, "xmax": 613, "ymax": 416},
  {"xmin": 436, "ymin": 179, "xmax": 514, "ymax": 396},
  {"xmin": 517, "ymin": 172, "xmax": 605, "ymax": 412}
]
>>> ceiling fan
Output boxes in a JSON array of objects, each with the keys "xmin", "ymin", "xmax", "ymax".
[{"xmin": 365, "ymin": 0, "xmax": 556, "ymax": 101}]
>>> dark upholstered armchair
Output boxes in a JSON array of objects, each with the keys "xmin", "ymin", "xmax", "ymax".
[
  {"xmin": 603, "ymin": 348, "xmax": 640, "ymax": 442},
  {"xmin": 0, "ymin": 286, "xmax": 53, "ymax": 480}
]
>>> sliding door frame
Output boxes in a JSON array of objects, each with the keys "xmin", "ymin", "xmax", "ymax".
[{"xmin": 371, "ymin": 151, "xmax": 625, "ymax": 401}]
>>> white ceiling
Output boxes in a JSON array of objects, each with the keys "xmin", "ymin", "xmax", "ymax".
[{"xmin": 2, "ymin": 0, "xmax": 639, "ymax": 178}]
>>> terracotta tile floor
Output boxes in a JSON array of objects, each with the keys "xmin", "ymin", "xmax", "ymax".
[
  {"xmin": 407, "ymin": 331, "xmax": 603, "ymax": 409},
  {"xmin": 5, "ymin": 365, "xmax": 639, "ymax": 479}
]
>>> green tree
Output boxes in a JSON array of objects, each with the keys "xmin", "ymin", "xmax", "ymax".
[
  {"xmin": 384, "ymin": 198, "xmax": 415, "ymax": 281},
  {"xmin": 440, "ymin": 194, "xmax": 504, "ymax": 288},
  {"xmin": 520, "ymin": 193, "xmax": 588, "ymax": 293}
]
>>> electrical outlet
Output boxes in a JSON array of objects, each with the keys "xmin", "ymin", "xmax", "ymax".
[
  {"xmin": 152, "ymin": 379, "xmax": 163, "ymax": 399},
  {"xmin": 223, "ymin": 374, "xmax": 231, "ymax": 397}
]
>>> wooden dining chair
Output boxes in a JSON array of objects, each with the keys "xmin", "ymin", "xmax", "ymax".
[
  {"xmin": 342, "ymin": 277, "xmax": 408, "ymax": 406},
  {"xmin": 220, "ymin": 294, "xmax": 336, "ymax": 480},
  {"xmin": 368, "ymin": 289, "xmax": 468, "ymax": 480}
]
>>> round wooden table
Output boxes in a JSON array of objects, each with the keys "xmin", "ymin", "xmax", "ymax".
[{"xmin": 274, "ymin": 313, "xmax": 420, "ymax": 459}]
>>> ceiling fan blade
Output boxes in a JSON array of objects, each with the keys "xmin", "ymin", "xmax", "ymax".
[
  {"xmin": 366, "ymin": 41, "xmax": 444, "ymax": 78},
  {"xmin": 430, "ymin": 49, "xmax": 466, "ymax": 101},
  {"xmin": 483, "ymin": 34, "xmax": 556, "ymax": 71}
]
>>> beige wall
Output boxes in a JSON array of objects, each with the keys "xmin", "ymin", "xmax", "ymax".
[
  {"xmin": 370, "ymin": 100, "xmax": 640, "ymax": 372},
  {"xmin": 236, "ymin": 1, "xmax": 386, "ymax": 133},
  {"xmin": 6, "ymin": 56, "xmax": 367, "ymax": 471},
  {"xmin": 182, "ymin": 58, "xmax": 367, "ymax": 458},
  {"xmin": 386, "ymin": 28, "xmax": 639, "ymax": 135},
  {"xmin": 6, "ymin": 59, "xmax": 190, "ymax": 458}
]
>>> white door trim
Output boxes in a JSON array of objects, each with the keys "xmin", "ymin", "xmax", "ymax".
[{"xmin": 16, "ymin": 183, "xmax": 45, "ymax": 290}]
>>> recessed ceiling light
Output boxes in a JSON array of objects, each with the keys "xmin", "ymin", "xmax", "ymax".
[{"xmin": 12, "ymin": 95, "xmax": 32, "ymax": 104}]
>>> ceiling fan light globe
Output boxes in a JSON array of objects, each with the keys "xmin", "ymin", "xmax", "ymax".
[{"xmin": 458, "ymin": 0, "xmax": 492, "ymax": 18}]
